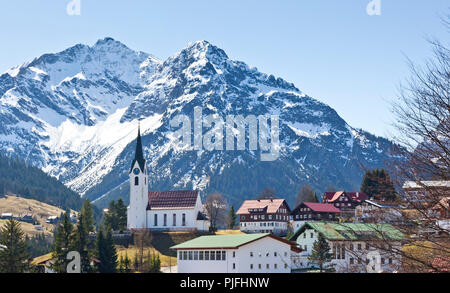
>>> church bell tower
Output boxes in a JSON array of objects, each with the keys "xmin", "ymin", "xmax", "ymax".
[{"xmin": 127, "ymin": 125, "xmax": 148, "ymax": 229}]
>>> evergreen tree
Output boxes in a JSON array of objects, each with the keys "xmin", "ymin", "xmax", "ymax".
[
  {"xmin": 124, "ymin": 253, "xmax": 131, "ymax": 273},
  {"xmin": 95, "ymin": 227, "xmax": 117, "ymax": 273},
  {"xmin": 360, "ymin": 169, "xmax": 397, "ymax": 201},
  {"xmin": 0, "ymin": 219, "xmax": 29, "ymax": 273},
  {"xmin": 116, "ymin": 198, "xmax": 127, "ymax": 232},
  {"xmin": 148, "ymin": 252, "xmax": 161, "ymax": 273},
  {"xmin": 118, "ymin": 254, "xmax": 124, "ymax": 273},
  {"xmin": 308, "ymin": 233, "xmax": 333, "ymax": 273},
  {"xmin": 73, "ymin": 199, "xmax": 95, "ymax": 273},
  {"xmin": 104, "ymin": 198, "xmax": 127, "ymax": 232},
  {"xmin": 227, "ymin": 205, "xmax": 237, "ymax": 229},
  {"xmin": 51, "ymin": 213, "xmax": 74, "ymax": 273}
]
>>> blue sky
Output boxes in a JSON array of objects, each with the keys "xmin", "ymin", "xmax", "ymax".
[{"xmin": 0, "ymin": 0, "xmax": 448, "ymax": 138}]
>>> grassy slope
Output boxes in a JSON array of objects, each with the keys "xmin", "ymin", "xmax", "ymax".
[{"xmin": 0, "ymin": 195, "xmax": 70, "ymax": 237}]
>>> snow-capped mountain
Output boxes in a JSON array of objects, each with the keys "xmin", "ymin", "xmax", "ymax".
[{"xmin": 0, "ymin": 38, "xmax": 400, "ymax": 208}]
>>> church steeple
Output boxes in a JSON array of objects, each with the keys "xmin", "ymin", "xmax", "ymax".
[{"xmin": 130, "ymin": 124, "xmax": 146, "ymax": 173}]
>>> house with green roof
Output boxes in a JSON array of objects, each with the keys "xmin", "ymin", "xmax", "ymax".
[
  {"xmin": 171, "ymin": 233, "xmax": 301, "ymax": 273},
  {"xmin": 288, "ymin": 222, "xmax": 405, "ymax": 273}
]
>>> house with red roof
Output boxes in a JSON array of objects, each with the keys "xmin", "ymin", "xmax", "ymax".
[
  {"xmin": 127, "ymin": 128, "xmax": 209, "ymax": 231},
  {"xmin": 321, "ymin": 191, "xmax": 369, "ymax": 219},
  {"xmin": 236, "ymin": 199, "xmax": 291, "ymax": 236},
  {"xmin": 291, "ymin": 202, "xmax": 340, "ymax": 231}
]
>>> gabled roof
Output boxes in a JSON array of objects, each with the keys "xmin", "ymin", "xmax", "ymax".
[
  {"xmin": 147, "ymin": 190, "xmax": 199, "ymax": 210},
  {"xmin": 236, "ymin": 199, "xmax": 289, "ymax": 215},
  {"xmin": 170, "ymin": 233, "xmax": 299, "ymax": 251},
  {"xmin": 288, "ymin": 222, "xmax": 404, "ymax": 242},
  {"xmin": 364, "ymin": 200, "xmax": 405, "ymax": 209},
  {"xmin": 322, "ymin": 191, "xmax": 368, "ymax": 203},
  {"xmin": 130, "ymin": 126, "xmax": 146, "ymax": 173},
  {"xmin": 301, "ymin": 202, "xmax": 341, "ymax": 213}
]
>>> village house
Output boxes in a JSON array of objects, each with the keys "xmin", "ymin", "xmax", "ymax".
[
  {"xmin": 355, "ymin": 200, "xmax": 405, "ymax": 223},
  {"xmin": 291, "ymin": 202, "xmax": 340, "ymax": 231},
  {"xmin": 322, "ymin": 191, "xmax": 369, "ymax": 219},
  {"xmin": 402, "ymin": 181, "xmax": 450, "ymax": 203},
  {"xmin": 289, "ymin": 222, "xmax": 404, "ymax": 273},
  {"xmin": 127, "ymin": 127, "xmax": 209, "ymax": 231},
  {"xmin": 236, "ymin": 199, "xmax": 291, "ymax": 236},
  {"xmin": 171, "ymin": 233, "xmax": 301, "ymax": 273}
]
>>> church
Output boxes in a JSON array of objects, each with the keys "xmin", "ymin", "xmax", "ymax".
[{"xmin": 127, "ymin": 127, "xmax": 210, "ymax": 232}]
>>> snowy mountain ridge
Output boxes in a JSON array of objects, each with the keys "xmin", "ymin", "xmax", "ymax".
[{"xmin": 0, "ymin": 38, "xmax": 399, "ymax": 208}]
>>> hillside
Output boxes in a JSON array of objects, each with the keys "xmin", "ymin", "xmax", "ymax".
[
  {"xmin": 0, "ymin": 155, "xmax": 82, "ymax": 210},
  {"xmin": 0, "ymin": 195, "xmax": 69, "ymax": 237}
]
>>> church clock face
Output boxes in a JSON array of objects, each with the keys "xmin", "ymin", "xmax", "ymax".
[{"xmin": 133, "ymin": 168, "xmax": 140, "ymax": 175}]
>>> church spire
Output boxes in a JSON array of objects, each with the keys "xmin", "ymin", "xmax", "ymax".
[{"xmin": 130, "ymin": 123, "xmax": 146, "ymax": 173}]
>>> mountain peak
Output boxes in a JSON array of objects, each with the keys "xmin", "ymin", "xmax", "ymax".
[{"xmin": 180, "ymin": 40, "xmax": 229, "ymax": 63}]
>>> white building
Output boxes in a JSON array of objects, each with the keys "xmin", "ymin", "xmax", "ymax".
[
  {"xmin": 171, "ymin": 233, "xmax": 300, "ymax": 273},
  {"xmin": 146, "ymin": 190, "xmax": 210, "ymax": 231},
  {"xmin": 289, "ymin": 222, "xmax": 404, "ymax": 273},
  {"xmin": 355, "ymin": 200, "xmax": 404, "ymax": 223},
  {"xmin": 127, "ymin": 127, "xmax": 209, "ymax": 231},
  {"xmin": 236, "ymin": 199, "xmax": 291, "ymax": 236}
]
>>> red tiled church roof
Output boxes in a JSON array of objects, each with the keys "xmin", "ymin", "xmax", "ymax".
[
  {"xmin": 236, "ymin": 199, "xmax": 288, "ymax": 215},
  {"xmin": 147, "ymin": 190, "xmax": 199, "ymax": 210}
]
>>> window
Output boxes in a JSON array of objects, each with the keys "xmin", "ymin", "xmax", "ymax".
[
  {"xmin": 381, "ymin": 258, "xmax": 385, "ymax": 265},
  {"xmin": 350, "ymin": 258, "xmax": 354, "ymax": 265},
  {"xmin": 266, "ymin": 264, "xmax": 269, "ymax": 269},
  {"xmin": 233, "ymin": 251, "xmax": 236, "ymax": 258},
  {"xmin": 365, "ymin": 243, "xmax": 369, "ymax": 250},
  {"xmin": 205, "ymin": 251, "xmax": 210, "ymax": 260},
  {"xmin": 303, "ymin": 233, "xmax": 306, "ymax": 239},
  {"xmin": 179, "ymin": 251, "xmax": 183, "ymax": 260},
  {"xmin": 358, "ymin": 244, "xmax": 362, "ymax": 250},
  {"xmin": 154, "ymin": 214, "xmax": 158, "ymax": 226},
  {"xmin": 194, "ymin": 251, "xmax": 198, "ymax": 260},
  {"xmin": 274, "ymin": 252, "xmax": 277, "ymax": 257},
  {"xmin": 163, "ymin": 214, "xmax": 167, "ymax": 226},
  {"xmin": 199, "ymin": 251, "xmax": 204, "ymax": 260},
  {"xmin": 188, "ymin": 251, "xmax": 193, "ymax": 260},
  {"xmin": 233, "ymin": 263, "xmax": 236, "ymax": 270},
  {"xmin": 173, "ymin": 214, "xmax": 176, "ymax": 226},
  {"xmin": 274, "ymin": 264, "xmax": 277, "ymax": 269},
  {"xmin": 222, "ymin": 251, "xmax": 226, "ymax": 261},
  {"xmin": 216, "ymin": 251, "xmax": 221, "ymax": 261},
  {"xmin": 284, "ymin": 264, "xmax": 288, "ymax": 269},
  {"xmin": 183, "ymin": 251, "xmax": 187, "ymax": 260},
  {"xmin": 211, "ymin": 251, "xmax": 216, "ymax": 260},
  {"xmin": 266, "ymin": 252, "xmax": 270, "ymax": 257},
  {"xmin": 182, "ymin": 213, "xmax": 186, "ymax": 226},
  {"xmin": 310, "ymin": 233, "xmax": 314, "ymax": 238},
  {"xmin": 350, "ymin": 244, "xmax": 354, "ymax": 251},
  {"xmin": 389, "ymin": 258, "xmax": 393, "ymax": 264},
  {"xmin": 258, "ymin": 264, "xmax": 262, "ymax": 269},
  {"xmin": 250, "ymin": 252, "xmax": 253, "ymax": 257},
  {"xmin": 284, "ymin": 252, "xmax": 288, "ymax": 257},
  {"xmin": 134, "ymin": 177, "xmax": 139, "ymax": 186},
  {"xmin": 250, "ymin": 264, "xmax": 253, "ymax": 270}
]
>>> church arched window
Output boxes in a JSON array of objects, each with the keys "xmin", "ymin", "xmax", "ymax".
[{"xmin": 135, "ymin": 177, "xmax": 139, "ymax": 186}]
